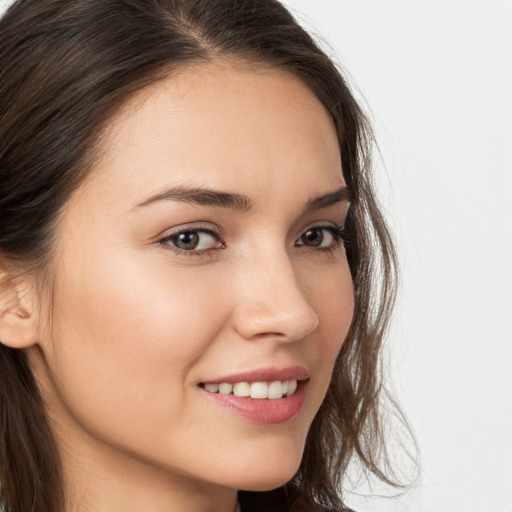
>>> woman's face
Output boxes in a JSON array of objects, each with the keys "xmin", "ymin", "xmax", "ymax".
[{"xmin": 30, "ymin": 61, "xmax": 353, "ymax": 497}]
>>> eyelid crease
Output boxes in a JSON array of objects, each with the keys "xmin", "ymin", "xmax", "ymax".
[{"xmin": 157, "ymin": 221, "xmax": 224, "ymax": 240}]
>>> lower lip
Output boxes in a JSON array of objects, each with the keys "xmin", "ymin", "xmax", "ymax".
[{"xmin": 200, "ymin": 381, "xmax": 307, "ymax": 425}]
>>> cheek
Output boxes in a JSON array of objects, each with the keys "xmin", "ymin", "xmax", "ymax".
[
  {"xmin": 306, "ymin": 255, "xmax": 354, "ymax": 333},
  {"xmin": 315, "ymin": 262, "xmax": 354, "ymax": 358},
  {"xmin": 305, "ymin": 258, "xmax": 354, "ymax": 385},
  {"xmin": 44, "ymin": 250, "xmax": 230, "ymax": 439},
  {"xmin": 53, "ymin": 246, "xmax": 226, "ymax": 351}
]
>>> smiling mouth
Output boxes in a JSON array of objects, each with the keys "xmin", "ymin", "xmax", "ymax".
[
  {"xmin": 199, "ymin": 379, "xmax": 303, "ymax": 399},
  {"xmin": 199, "ymin": 376, "xmax": 309, "ymax": 424}
]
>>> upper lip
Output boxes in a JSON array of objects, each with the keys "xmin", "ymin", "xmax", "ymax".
[{"xmin": 201, "ymin": 365, "xmax": 310, "ymax": 385}]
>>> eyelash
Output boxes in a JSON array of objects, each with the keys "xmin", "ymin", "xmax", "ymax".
[
  {"xmin": 296, "ymin": 225, "xmax": 347, "ymax": 253},
  {"xmin": 158, "ymin": 223, "xmax": 224, "ymax": 257},
  {"xmin": 158, "ymin": 224, "xmax": 347, "ymax": 257}
]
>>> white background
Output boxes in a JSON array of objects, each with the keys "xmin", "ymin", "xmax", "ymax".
[{"xmin": 1, "ymin": 1, "xmax": 511, "ymax": 511}]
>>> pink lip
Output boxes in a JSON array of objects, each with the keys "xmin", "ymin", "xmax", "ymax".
[
  {"xmin": 199, "ymin": 365, "xmax": 310, "ymax": 425},
  {"xmin": 200, "ymin": 365, "xmax": 310, "ymax": 385},
  {"xmin": 200, "ymin": 380, "xmax": 307, "ymax": 425}
]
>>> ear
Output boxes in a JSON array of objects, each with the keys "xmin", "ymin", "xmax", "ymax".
[{"xmin": 0, "ymin": 266, "xmax": 40, "ymax": 349}]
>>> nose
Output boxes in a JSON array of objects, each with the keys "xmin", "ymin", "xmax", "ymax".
[{"xmin": 231, "ymin": 249, "xmax": 319, "ymax": 343}]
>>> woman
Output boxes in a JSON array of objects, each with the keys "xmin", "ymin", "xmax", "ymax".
[{"xmin": 0, "ymin": 1, "xmax": 405, "ymax": 511}]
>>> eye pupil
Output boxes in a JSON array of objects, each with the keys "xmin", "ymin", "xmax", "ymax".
[
  {"xmin": 303, "ymin": 228, "xmax": 323, "ymax": 247},
  {"xmin": 174, "ymin": 231, "xmax": 199, "ymax": 250}
]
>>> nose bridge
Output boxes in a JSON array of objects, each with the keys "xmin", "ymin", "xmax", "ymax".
[{"xmin": 232, "ymin": 241, "xmax": 319, "ymax": 342}]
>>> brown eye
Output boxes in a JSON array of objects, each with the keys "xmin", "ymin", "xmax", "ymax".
[
  {"xmin": 172, "ymin": 231, "xmax": 201, "ymax": 250},
  {"xmin": 162, "ymin": 229, "xmax": 222, "ymax": 252},
  {"xmin": 296, "ymin": 226, "xmax": 343, "ymax": 249},
  {"xmin": 301, "ymin": 228, "xmax": 325, "ymax": 247}
]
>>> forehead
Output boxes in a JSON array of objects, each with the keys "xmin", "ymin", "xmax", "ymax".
[{"xmin": 81, "ymin": 60, "xmax": 344, "ymax": 212}]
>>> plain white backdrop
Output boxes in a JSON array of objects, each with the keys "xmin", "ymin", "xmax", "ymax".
[{"xmin": 1, "ymin": 1, "xmax": 511, "ymax": 511}]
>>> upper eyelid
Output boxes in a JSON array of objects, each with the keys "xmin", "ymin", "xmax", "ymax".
[
  {"xmin": 296, "ymin": 224, "xmax": 345, "ymax": 240},
  {"xmin": 298, "ymin": 220, "xmax": 345, "ymax": 233},
  {"xmin": 158, "ymin": 222, "xmax": 223, "ymax": 239}
]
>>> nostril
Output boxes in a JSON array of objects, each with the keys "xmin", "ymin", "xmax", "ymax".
[{"xmin": 232, "ymin": 304, "xmax": 318, "ymax": 342}]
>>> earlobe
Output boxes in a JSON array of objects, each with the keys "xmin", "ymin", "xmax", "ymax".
[{"xmin": 0, "ymin": 271, "xmax": 39, "ymax": 349}]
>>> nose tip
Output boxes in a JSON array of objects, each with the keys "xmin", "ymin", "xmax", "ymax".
[
  {"xmin": 232, "ymin": 264, "xmax": 320, "ymax": 343},
  {"xmin": 235, "ymin": 302, "xmax": 319, "ymax": 342}
]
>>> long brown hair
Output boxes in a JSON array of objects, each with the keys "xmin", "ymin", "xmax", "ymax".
[{"xmin": 0, "ymin": 1, "xmax": 412, "ymax": 511}]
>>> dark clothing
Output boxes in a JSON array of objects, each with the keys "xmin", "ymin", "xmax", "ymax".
[{"xmin": 238, "ymin": 488, "xmax": 355, "ymax": 512}]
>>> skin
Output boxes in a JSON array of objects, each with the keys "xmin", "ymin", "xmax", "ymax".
[{"xmin": 15, "ymin": 61, "xmax": 354, "ymax": 512}]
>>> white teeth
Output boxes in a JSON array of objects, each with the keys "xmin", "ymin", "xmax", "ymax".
[
  {"xmin": 267, "ymin": 381, "xmax": 283, "ymax": 399},
  {"xmin": 233, "ymin": 382, "xmax": 250, "ymax": 397},
  {"xmin": 203, "ymin": 379, "xmax": 298, "ymax": 399},
  {"xmin": 287, "ymin": 379, "xmax": 297, "ymax": 396},
  {"xmin": 250, "ymin": 382, "xmax": 268, "ymax": 399},
  {"xmin": 218, "ymin": 383, "xmax": 233, "ymax": 395}
]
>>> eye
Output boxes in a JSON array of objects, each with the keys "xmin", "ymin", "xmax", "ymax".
[
  {"xmin": 159, "ymin": 226, "xmax": 225, "ymax": 254},
  {"xmin": 295, "ymin": 225, "xmax": 345, "ymax": 250}
]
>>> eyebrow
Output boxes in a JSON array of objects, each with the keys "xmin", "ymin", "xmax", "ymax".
[
  {"xmin": 302, "ymin": 186, "xmax": 353, "ymax": 214},
  {"xmin": 135, "ymin": 184, "xmax": 352, "ymax": 213},
  {"xmin": 136, "ymin": 185, "xmax": 252, "ymax": 212}
]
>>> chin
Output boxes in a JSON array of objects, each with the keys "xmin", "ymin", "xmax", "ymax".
[
  {"xmin": 229, "ymin": 456, "xmax": 302, "ymax": 492},
  {"xmin": 221, "ymin": 422, "xmax": 309, "ymax": 491}
]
